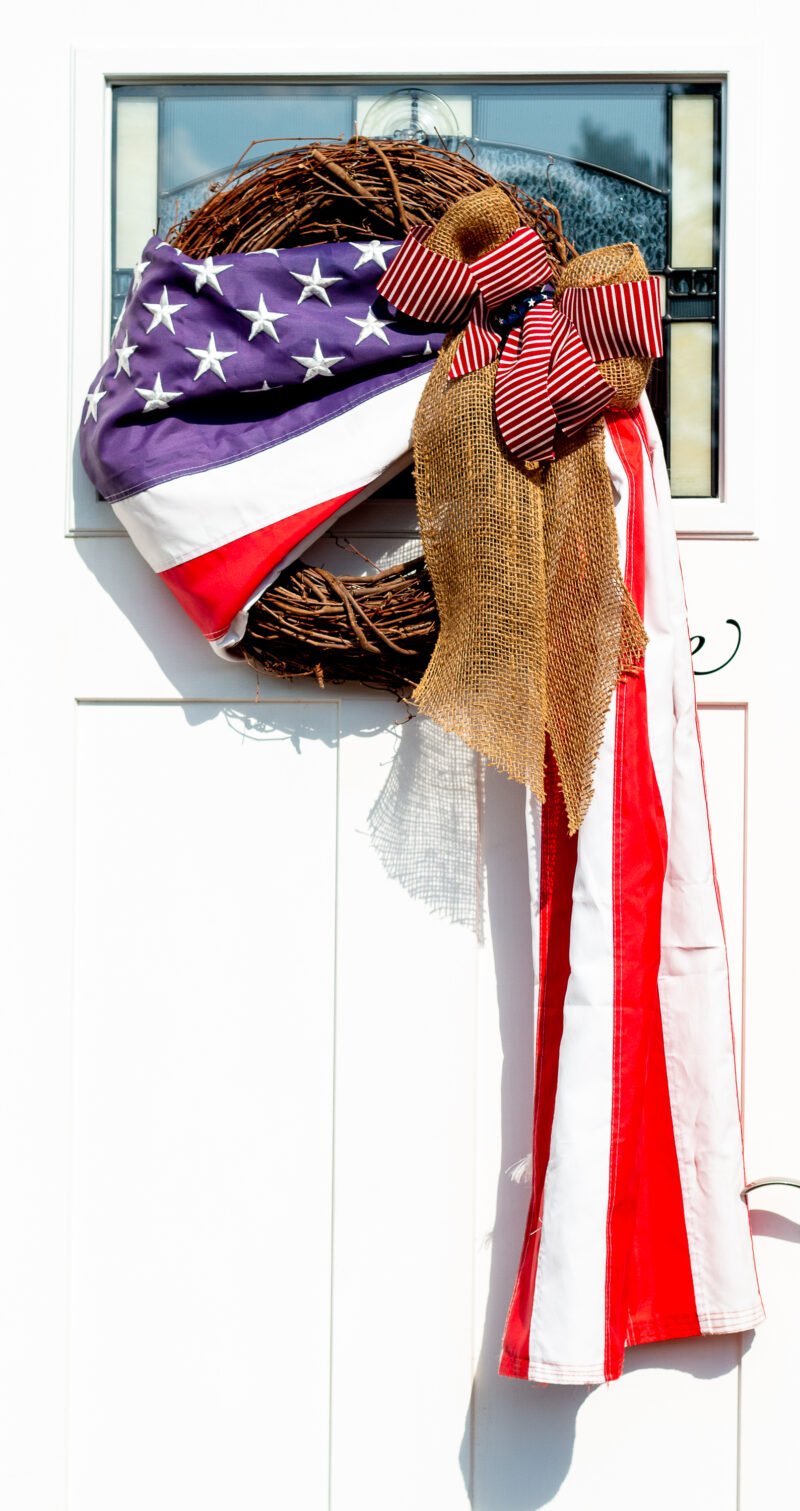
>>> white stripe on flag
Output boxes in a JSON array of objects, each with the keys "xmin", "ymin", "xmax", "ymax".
[
  {"xmin": 112, "ymin": 371, "xmax": 430, "ymax": 574},
  {"xmin": 632, "ymin": 398, "xmax": 765, "ymax": 1333},
  {"xmin": 527, "ymin": 693, "xmax": 624, "ymax": 1379}
]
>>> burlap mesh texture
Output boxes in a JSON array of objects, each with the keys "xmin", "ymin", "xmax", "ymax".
[{"xmin": 411, "ymin": 191, "xmax": 651, "ymax": 832}]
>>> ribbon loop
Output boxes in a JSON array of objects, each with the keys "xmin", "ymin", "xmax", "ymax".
[
  {"xmin": 377, "ymin": 223, "xmax": 663, "ymax": 462},
  {"xmin": 377, "ymin": 223, "xmax": 476, "ymax": 327}
]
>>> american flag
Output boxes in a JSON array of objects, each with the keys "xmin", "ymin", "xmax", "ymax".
[{"xmin": 80, "ymin": 236, "xmax": 445, "ymax": 651}]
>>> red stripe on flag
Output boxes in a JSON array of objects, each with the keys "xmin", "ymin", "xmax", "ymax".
[
  {"xmin": 603, "ymin": 413, "xmax": 698, "ymax": 1379},
  {"xmin": 160, "ymin": 489, "xmax": 361, "ymax": 640},
  {"xmin": 499, "ymin": 748, "xmax": 579, "ymax": 1378}
]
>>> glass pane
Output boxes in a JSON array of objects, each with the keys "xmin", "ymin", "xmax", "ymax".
[
  {"xmin": 158, "ymin": 90, "xmax": 353, "ymax": 228},
  {"xmin": 671, "ymin": 95, "xmax": 716, "ymax": 268},
  {"xmin": 473, "ymin": 141, "xmax": 668, "ymax": 272},
  {"xmin": 669, "ymin": 323, "xmax": 713, "ymax": 497},
  {"xmin": 114, "ymin": 96, "xmax": 158, "ymax": 269},
  {"xmin": 475, "ymin": 84, "xmax": 669, "ymax": 188}
]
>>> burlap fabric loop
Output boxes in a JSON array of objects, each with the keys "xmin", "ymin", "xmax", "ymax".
[{"xmin": 411, "ymin": 188, "xmax": 651, "ymax": 832}]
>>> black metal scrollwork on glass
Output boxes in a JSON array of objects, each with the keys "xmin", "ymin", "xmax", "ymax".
[{"xmin": 690, "ymin": 619, "xmax": 741, "ymax": 676}]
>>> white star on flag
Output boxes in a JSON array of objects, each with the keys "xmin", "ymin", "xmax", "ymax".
[
  {"xmin": 236, "ymin": 293, "xmax": 287, "ymax": 342},
  {"xmin": 84, "ymin": 383, "xmax": 107, "ymax": 423},
  {"xmin": 135, "ymin": 373, "xmax": 184, "ymax": 413},
  {"xmin": 131, "ymin": 257, "xmax": 151, "ymax": 293},
  {"xmin": 291, "ymin": 340, "xmax": 345, "ymax": 382},
  {"xmin": 345, "ymin": 305, "xmax": 391, "ymax": 346},
  {"xmin": 290, "ymin": 258, "xmax": 342, "ymax": 307},
  {"xmin": 181, "ymin": 255, "xmax": 234, "ymax": 296},
  {"xmin": 185, "ymin": 331, "xmax": 238, "ymax": 383},
  {"xmin": 142, "ymin": 286, "xmax": 188, "ymax": 335},
  {"xmin": 113, "ymin": 330, "xmax": 138, "ymax": 378},
  {"xmin": 350, "ymin": 240, "xmax": 395, "ymax": 271}
]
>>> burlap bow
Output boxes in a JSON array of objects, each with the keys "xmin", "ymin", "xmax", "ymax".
[
  {"xmin": 378, "ymin": 212, "xmax": 662, "ymax": 462},
  {"xmin": 380, "ymin": 187, "xmax": 661, "ymax": 832}
]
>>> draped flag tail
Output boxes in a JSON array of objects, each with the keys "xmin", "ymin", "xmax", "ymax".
[{"xmin": 499, "ymin": 398, "xmax": 764, "ymax": 1384}]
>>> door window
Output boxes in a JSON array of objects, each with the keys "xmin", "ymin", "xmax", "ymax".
[{"xmin": 112, "ymin": 79, "xmax": 722, "ymax": 499}]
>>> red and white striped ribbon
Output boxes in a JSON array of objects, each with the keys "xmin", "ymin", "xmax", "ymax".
[
  {"xmin": 377, "ymin": 224, "xmax": 475, "ymax": 326},
  {"xmin": 377, "ymin": 224, "xmax": 663, "ymax": 462},
  {"xmin": 494, "ymin": 301, "xmax": 557, "ymax": 458},
  {"xmin": 468, "ymin": 225, "xmax": 553, "ymax": 306},
  {"xmin": 560, "ymin": 277, "xmax": 663, "ymax": 362}
]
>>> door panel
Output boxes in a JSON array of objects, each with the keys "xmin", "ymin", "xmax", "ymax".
[
  {"xmin": 70, "ymin": 701, "xmax": 338, "ymax": 1510},
  {"xmin": 5, "ymin": 32, "xmax": 797, "ymax": 1511}
]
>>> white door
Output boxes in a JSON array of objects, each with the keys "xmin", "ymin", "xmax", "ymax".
[{"xmin": 2, "ymin": 24, "xmax": 797, "ymax": 1511}]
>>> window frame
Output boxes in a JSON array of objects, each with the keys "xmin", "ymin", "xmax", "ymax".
[{"xmin": 69, "ymin": 45, "xmax": 761, "ymax": 540}]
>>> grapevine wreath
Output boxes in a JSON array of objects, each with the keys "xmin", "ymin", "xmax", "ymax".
[{"xmin": 166, "ymin": 137, "xmax": 576, "ymax": 694}]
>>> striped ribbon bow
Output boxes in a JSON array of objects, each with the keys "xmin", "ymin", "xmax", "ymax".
[{"xmin": 377, "ymin": 223, "xmax": 663, "ymax": 461}]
